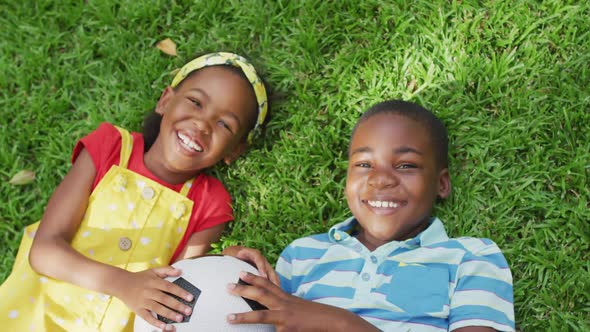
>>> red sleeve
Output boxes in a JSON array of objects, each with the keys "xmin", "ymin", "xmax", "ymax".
[
  {"xmin": 193, "ymin": 177, "xmax": 234, "ymax": 228},
  {"xmin": 72, "ymin": 122, "xmax": 122, "ymax": 188},
  {"xmin": 170, "ymin": 176, "xmax": 233, "ymax": 262}
]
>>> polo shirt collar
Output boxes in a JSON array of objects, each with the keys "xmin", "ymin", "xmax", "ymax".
[
  {"xmin": 415, "ymin": 217, "xmax": 449, "ymax": 246},
  {"xmin": 328, "ymin": 216, "xmax": 357, "ymax": 243},
  {"xmin": 328, "ymin": 216, "xmax": 449, "ymax": 247}
]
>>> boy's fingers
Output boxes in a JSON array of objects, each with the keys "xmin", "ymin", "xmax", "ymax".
[
  {"xmin": 267, "ymin": 269, "xmax": 281, "ymax": 286},
  {"xmin": 223, "ymin": 246, "xmax": 278, "ymax": 283},
  {"xmin": 222, "ymin": 245, "xmax": 242, "ymax": 257},
  {"xmin": 228, "ymin": 275, "xmax": 282, "ymax": 308},
  {"xmin": 235, "ymin": 249, "xmax": 269, "ymax": 277},
  {"xmin": 239, "ymin": 271, "xmax": 277, "ymax": 289},
  {"xmin": 227, "ymin": 308, "xmax": 281, "ymax": 325}
]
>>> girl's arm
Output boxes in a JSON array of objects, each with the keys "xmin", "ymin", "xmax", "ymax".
[
  {"xmin": 29, "ymin": 149, "xmax": 194, "ymax": 330},
  {"xmin": 175, "ymin": 231, "xmax": 279, "ymax": 286},
  {"xmin": 30, "ymin": 148, "xmax": 108, "ymax": 289},
  {"xmin": 173, "ymin": 223, "xmax": 226, "ymax": 261}
]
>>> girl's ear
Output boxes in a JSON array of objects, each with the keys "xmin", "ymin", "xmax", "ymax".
[
  {"xmin": 155, "ymin": 86, "xmax": 175, "ymax": 115},
  {"xmin": 223, "ymin": 142, "xmax": 249, "ymax": 165},
  {"xmin": 437, "ymin": 168, "xmax": 451, "ymax": 199}
]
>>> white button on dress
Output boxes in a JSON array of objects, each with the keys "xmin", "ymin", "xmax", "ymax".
[
  {"xmin": 118, "ymin": 237, "xmax": 132, "ymax": 251},
  {"xmin": 141, "ymin": 187, "xmax": 154, "ymax": 200}
]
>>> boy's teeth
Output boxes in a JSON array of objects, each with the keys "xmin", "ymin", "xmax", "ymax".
[
  {"xmin": 368, "ymin": 200, "xmax": 399, "ymax": 208},
  {"xmin": 177, "ymin": 132, "xmax": 202, "ymax": 152}
]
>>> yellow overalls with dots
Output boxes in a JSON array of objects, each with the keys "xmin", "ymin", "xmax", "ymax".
[{"xmin": 0, "ymin": 127, "xmax": 194, "ymax": 331}]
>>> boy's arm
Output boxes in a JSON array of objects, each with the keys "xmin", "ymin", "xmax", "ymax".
[
  {"xmin": 449, "ymin": 240, "xmax": 515, "ymax": 331},
  {"xmin": 454, "ymin": 328, "xmax": 495, "ymax": 332},
  {"xmin": 227, "ymin": 272, "xmax": 380, "ymax": 331}
]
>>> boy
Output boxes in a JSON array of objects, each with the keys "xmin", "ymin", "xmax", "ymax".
[{"xmin": 226, "ymin": 100, "xmax": 515, "ymax": 331}]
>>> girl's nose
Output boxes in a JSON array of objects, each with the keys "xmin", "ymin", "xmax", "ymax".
[{"xmin": 193, "ymin": 118, "xmax": 211, "ymax": 135}]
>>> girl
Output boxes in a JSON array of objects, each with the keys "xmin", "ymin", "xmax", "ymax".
[{"xmin": 0, "ymin": 52, "xmax": 273, "ymax": 331}]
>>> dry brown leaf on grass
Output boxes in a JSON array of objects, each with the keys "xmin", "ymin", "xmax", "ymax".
[
  {"xmin": 156, "ymin": 38, "xmax": 177, "ymax": 56},
  {"xmin": 407, "ymin": 78, "xmax": 417, "ymax": 93},
  {"xmin": 9, "ymin": 170, "xmax": 36, "ymax": 185}
]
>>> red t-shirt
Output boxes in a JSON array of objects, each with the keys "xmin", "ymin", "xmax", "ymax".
[{"xmin": 72, "ymin": 123, "xmax": 233, "ymax": 262}]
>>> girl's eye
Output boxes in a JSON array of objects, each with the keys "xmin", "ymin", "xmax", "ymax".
[
  {"xmin": 190, "ymin": 99, "xmax": 202, "ymax": 108},
  {"xmin": 218, "ymin": 120, "xmax": 232, "ymax": 132}
]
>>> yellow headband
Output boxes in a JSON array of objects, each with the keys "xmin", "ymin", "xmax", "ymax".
[{"xmin": 171, "ymin": 52, "xmax": 268, "ymax": 144}]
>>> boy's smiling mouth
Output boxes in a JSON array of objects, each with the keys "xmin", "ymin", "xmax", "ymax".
[
  {"xmin": 367, "ymin": 200, "xmax": 400, "ymax": 208},
  {"xmin": 177, "ymin": 132, "xmax": 203, "ymax": 153},
  {"xmin": 362, "ymin": 199, "xmax": 407, "ymax": 213}
]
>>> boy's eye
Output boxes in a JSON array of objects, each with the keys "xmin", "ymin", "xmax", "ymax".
[
  {"xmin": 355, "ymin": 162, "xmax": 371, "ymax": 168},
  {"xmin": 397, "ymin": 163, "xmax": 417, "ymax": 169}
]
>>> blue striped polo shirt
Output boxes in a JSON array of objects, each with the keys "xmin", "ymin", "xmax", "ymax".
[{"xmin": 276, "ymin": 217, "xmax": 515, "ymax": 331}]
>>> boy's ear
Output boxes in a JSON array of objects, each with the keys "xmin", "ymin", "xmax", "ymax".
[
  {"xmin": 155, "ymin": 86, "xmax": 175, "ymax": 115},
  {"xmin": 437, "ymin": 168, "xmax": 451, "ymax": 199},
  {"xmin": 223, "ymin": 142, "xmax": 249, "ymax": 165}
]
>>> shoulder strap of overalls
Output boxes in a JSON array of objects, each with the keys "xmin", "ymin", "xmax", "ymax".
[
  {"xmin": 114, "ymin": 125, "xmax": 195, "ymax": 197},
  {"xmin": 114, "ymin": 126, "xmax": 133, "ymax": 169},
  {"xmin": 179, "ymin": 179, "xmax": 194, "ymax": 196}
]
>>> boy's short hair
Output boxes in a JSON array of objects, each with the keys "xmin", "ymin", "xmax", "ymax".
[{"xmin": 352, "ymin": 100, "xmax": 449, "ymax": 168}]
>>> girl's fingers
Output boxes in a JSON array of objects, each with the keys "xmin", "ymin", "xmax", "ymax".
[
  {"xmin": 156, "ymin": 279, "xmax": 194, "ymax": 305},
  {"xmin": 146, "ymin": 299, "xmax": 186, "ymax": 325},
  {"xmin": 137, "ymin": 308, "xmax": 175, "ymax": 331},
  {"xmin": 152, "ymin": 286, "xmax": 193, "ymax": 318},
  {"xmin": 152, "ymin": 266, "xmax": 182, "ymax": 278}
]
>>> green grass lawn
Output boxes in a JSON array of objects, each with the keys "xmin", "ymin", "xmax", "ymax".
[{"xmin": 1, "ymin": 0, "xmax": 588, "ymax": 330}]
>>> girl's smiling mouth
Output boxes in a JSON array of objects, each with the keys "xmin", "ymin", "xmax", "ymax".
[{"xmin": 177, "ymin": 132, "xmax": 203, "ymax": 153}]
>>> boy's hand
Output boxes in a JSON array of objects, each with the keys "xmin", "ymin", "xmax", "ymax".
[
  {"xmin": 222, "ymin": 245, "xmax": 280, "ymax": 286},
  {"xmin": 113, "ymin": 266, "xmax": 194, "ymax": 331},
  {"xmin": 226, "ymin": 272, "xmax": 379, "ymax": 332}
]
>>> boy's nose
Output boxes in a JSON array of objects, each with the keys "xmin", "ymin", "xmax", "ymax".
[{"xmin": 368, "ymin": 168, "xmax": 398, "ymax": 188}]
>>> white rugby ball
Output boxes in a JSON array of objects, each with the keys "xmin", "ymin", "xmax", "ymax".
[{"xmin": 134, "ymin": 255, "xmax": 274, "ymax": 332}]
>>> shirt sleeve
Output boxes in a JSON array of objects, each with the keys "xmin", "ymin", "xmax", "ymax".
[
  {"xmin": 276, "ymin": 244, "xmax": 296, "ymax": 294},
  {"xmin": 71, "ymin": 122, "xmax": 122, "ymax": 189},
  {"xmin": 170, "ymin": 176, "xmax": 233, "ymax": 262},
  {"xmin": 191, "ymin": 176, "xmax": 233, "ymax": 229},
  {"xmin": 72, "ymin": 122, "xmax": 121, "ymax": 168},
  {"xmin": 449, "ymin": 239, "xmax": 515, "ymax": 331}
]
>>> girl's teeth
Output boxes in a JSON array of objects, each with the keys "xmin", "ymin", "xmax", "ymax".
[
  {"xmin": 177, "ymin": 133, "xmax": 202, "ymax": 152},
  {"xmin": 368, "ymin": 200, "xmax": 399, "ymax": 208}
]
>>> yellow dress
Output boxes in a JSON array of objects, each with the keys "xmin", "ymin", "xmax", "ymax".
[{"xmin": 0, "ymin": 127, "xmax": 194, "ymax": 331}]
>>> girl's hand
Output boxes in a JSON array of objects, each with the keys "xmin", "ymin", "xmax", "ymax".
[
  {"xmin": 114, "ymin": 266, "xmax": 195, "ymax": 331},
  {"xmin": 222, "ymin": 245, "xmax": 280, "ymax": 286},
  {"xmin": 226, "ymin": 272, "xmax": 379, "ymax": 332}
]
